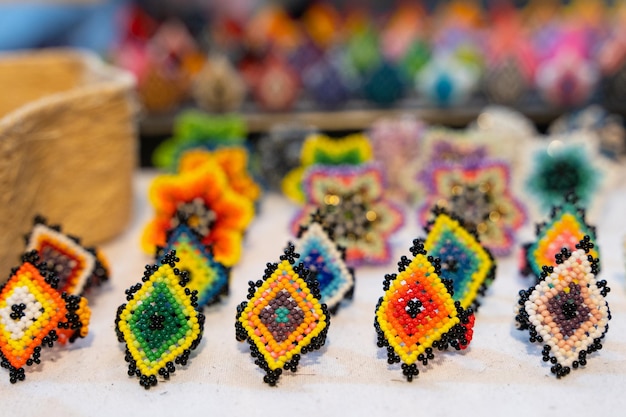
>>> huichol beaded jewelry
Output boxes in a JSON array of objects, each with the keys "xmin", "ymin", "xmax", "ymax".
[
  {"xmin": 374, "ymin": 240, "xmax": 475, "ymax": 381},
  {"xmin": 515, "ymin": 237, "xmax": 610, "ymax": 378},
  {"xmin": 25, "ymin": 216, "xmax": 109, "ymax": 296},
  {"xmin": 0, "ymin": 251, "xmax": 91, "ymax": 383},
  {"xmin": 235, "ymin": 243, "xmax": 329, "ymax": 386},
  {"xmin": 115, "ymin": 251, "xmax": 205, "ymax": 389}
]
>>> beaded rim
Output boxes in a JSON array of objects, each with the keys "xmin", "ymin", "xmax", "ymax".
[
  {"xmin": 374, "ymin": 240, "xmax": 475, "ymax": 381},
  {"xmin": 295, "ymin": 212, "xmax": 355, "ymax": 314},
  {"xmin": 156, "ymin": 221, "xmax": 230, "ymax": 307},
  {"xmin": 515, "ymin": 237, "xmax": 611, "ymax": 378},
  {"xmin": 235, "ymin": 243, "xmax": 330, "ymax": 386},
  {"xmin": 115, "ymin": 251, "xmax": 205, "ymax": 389},
  {"xmin": 0, "ymin": 251, "xmax": 90, "ymax": 383},
  {"xmin": 424, "ymin": 207, "xmax": 496, "ymax": 311},
  {"xmin": 25, "ymin": 215, "xmax": 109, "ymax": 296}
]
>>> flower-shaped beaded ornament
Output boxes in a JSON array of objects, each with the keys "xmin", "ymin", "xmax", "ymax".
[
  {"xmin": 235, "ymin": 244, "xmax": 329, "ymax": 386},
  {"xmin": 295, "ymin": 214, "xmax": 355, "ymax": 314},
  {"xmin": 424, "ymin": 208, "xmax": 496, "ymax": 311},
  {"xmin": 374, "ymin": 240, "xmax": 475, "ymax": 381},
  {"xmin": 0, "ymin": 251, "xmax": 91, "ymax": 383},
  {"xmin": 115, "ymin": 251, "xmax": 205, "ymax": 389},
  {"xmin": 515, "ymin": 238, "xmax": 610, "ymax": 378},
  {"xmin": 156, "ymin": 222, "xmax": 230, "ymax": 307},
  {"xmin": 25, "ymin": 216, "xmax": 109, "ymax": 296}
]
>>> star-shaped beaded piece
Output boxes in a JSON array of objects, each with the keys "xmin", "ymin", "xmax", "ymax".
[
  {"xmin": 156, "ymin": 222, "xmax": 230, "ymax": 307},
  {"xmin": 521, "ymin": 198, "xmax": 599, "ymax": 282},
  {"xmin": 0, "ymin": 251, "xmax": 91, "ymax": 383},
  {"xmin": 25, "ymin": 216, "xmax": 109, "ymax": 296},
  {"xmin": 292, "ymin": 164, "xmax": 404, "ymax": 267},
  {"xmin": 515, "ymin": 238, "xmax": 610, "ymax": 378},
  {"xmin": 374, "ymin": 240, "xmax": 475, "ymax": 381},
  {"xmin": 235, "ymin": 244, "xmax": 329, "ymax": 386},
  {"xmin": 295, "ymin": 215, "xmax": 355, "ymax": 314},
  {"xmin": 423, "ymin": 208, "xmax": 496, "ymax": 311},
  {"xmin": 115, "ymin": 251, "xmax": 205, "ymax": 389}
]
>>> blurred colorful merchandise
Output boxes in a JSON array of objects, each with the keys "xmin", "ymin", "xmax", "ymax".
[{"xmin": 192, "ymin": 55, "xmax": 246, "ymax": 113}]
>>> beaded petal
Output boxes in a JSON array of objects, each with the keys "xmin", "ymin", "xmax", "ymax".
[
  {"xmin": 295, "ymin": 216, "xmax": 355, "ymax": 314},
  {"xmin": 115, "ymin": 251, "xmax": 205, "ymax": 389},
  {"xmin": 515, "ymin": 239, "xmax": 610, "ymax": 378},
  {"xmin": 235, "ymin": 244, "xmax": 329, "ymax": 386},
  {"xmin": 374, "ymin": 240, "xmax": 475, "ymax": 381},
  {"xmin": 293, "ymin": 164, "xmax": 404, "ymax": 266},
  {"xmin": 157, "ymin": 223, "xmax": 230, "ymax": 307},
  {"xmin": 25, "ymin": 217, "xmax": 109, "ymax": 296},
  {"xmin": 0, "ymin": 252, "xmax": 90, "ymax": 383},
  {"xmin": 424, "ymin": 208, "xmax": 496, "ymax": 311}
]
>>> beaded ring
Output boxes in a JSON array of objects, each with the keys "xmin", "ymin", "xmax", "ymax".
[
  {"xmin": 235, "ymin": 244, "xmax": 329, "ymax": 386},
  {"xmin": 25, "ymin": 216, "xmax": 109, "ymax": 296},
  {"xmin": 515, "ymin": 238, "xmax": 610, "ymax": 378},
  {"xmin": 115, "ymin": 251, "xmax": 205, "ymax": 389},
  {"xmin": 521, "ymin": 196, "xmax": 599, "ymax": 282},
  {"xmin": 156, "ymin": 221, "xmax": 230, "ymax": 307},
  {"xmin": 0, "ymin": 251, "xmax": 91, "ymax": 383},
  {"xmin": 423, "ymin": 207, "xmax": 496, "ymax": 311},
  {"xmin": 295, "ymin": 212, "xmax": 355, "ymax": 314},
  {"xmin": 374, "ymin": 240, "xmax": 475, "ymax": 381}
]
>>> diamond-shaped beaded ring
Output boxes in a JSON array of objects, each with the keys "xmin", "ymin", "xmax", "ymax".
[
  {"xmin": 235, "ymin": 243, "xmax": 330, "ymax": 386},
  {"xmin": 374, "ymin": 240, "xmax": 475, "ymax": 381},
  {"xmin": 115, "ymin": 251, "xmax": 205, "ymax": 389},
  {"xmin": 0, "ymin": 251, "xmax": 91, "ymax": 383},
  {"xmin": 515, "ymin": 237, "xmax": 610, "ymax": 378}
]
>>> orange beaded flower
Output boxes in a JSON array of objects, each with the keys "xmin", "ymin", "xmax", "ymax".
[
  {"xmin": 142, "ymin": 161, "xmax": 254, "ymax": 266},
  {"xmin": 0, "ymin": 252, "xmax": 90, "ymax": 383}
]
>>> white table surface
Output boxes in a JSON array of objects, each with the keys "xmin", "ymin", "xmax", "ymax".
[{"xmin": 2, "ymin": 170, "xmax": 626, "ymax": 417}]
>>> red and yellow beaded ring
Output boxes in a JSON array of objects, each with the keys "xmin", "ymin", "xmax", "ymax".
[
  {"xmin": 235, "ymin": 243, "xmax": 330, "ymax": 386},
  {"xmin": 115, "ymin": 251, "xmax": 205, "ymax": 389},
  {"xmin": 515, "ymin": 237, "xmax": 610, "ymax": 378},
  {"xmin": 25, "ymin": 215, "xmax": 109, "ymax": 296},
  {"xmin": 0, "ymin": 251, "xmax": 91, "ymax": 383},
  {"xmin": 374, "ymin": 240, "xmax": 475, "ymax": 381}
]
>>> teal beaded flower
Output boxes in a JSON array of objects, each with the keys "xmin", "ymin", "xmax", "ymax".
[
  {"xmin": 115, "ymin": 251, "xmax": 205, "ymax": 389},
  {"xmin": 526, "ymin": 144, "xmax": 601, "ymax": 210}
]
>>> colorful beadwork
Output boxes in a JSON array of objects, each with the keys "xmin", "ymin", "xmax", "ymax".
[
  {"xmin": 295, "ymin": 214, "xmax": 355, "ymax": 314},
  {"xmin": 515, "ymin": 238, "xmax": 610, "ymax": 378},
  {"xmin": 235, "ymin": 244, "xmax": 329, "ymax": 386},
  {"xmin": 292, "ymin": 164, "xmax": 404, "ymax": 266},
  {"xmin": 424, "ymin": 208, "xmax": 496, "ymax": 311},
  {"xmin": 25, "ymin": 216, "xmax": 109, "ymax": 296},
  {"xmin": 282, "ymin": 133, "xmax": 373, "ymax": 204},
  {"xmin": 0, "ymin": 251, "xmax": 91, "ymax": 383},
  {"xmin": 157, "ymin": 222, "xmax": 230, "ymax": 307},
  {"xmin": 374, "ymin": 240, "xmax": 475, "ymax": 381},
  {"xmin": 419, "ymin": 160, "xmax": 526, "ymax": 256},
  {"xmin": 525, "ymin": 144, "xmax": 601, "ymax": 211},
  {"xmin": 141, "ymin": 161, "xmax": 254, "ymax": 266},
  {"xmin": 115, "ymin": 251, "xmax": 205, "ymax": 389},
  {"xmin": 522, "ymin": 198, "xmax": 599, "ymax": 282}
]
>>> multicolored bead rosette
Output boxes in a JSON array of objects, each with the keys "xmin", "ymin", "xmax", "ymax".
[
  {"xmin": 419, "ymin": 160, "xmax": 526, "ymax": 256},
  {"xmin": 156, "ymin": 222, "xmax": 230, "ymax": 307},
  {"xmin": 25, "ymin": 216, "xmax": 109, "ymax": 296},
  {"xmin": 295, "ymin": 213, "xmax": 355, "ymax": 314},
  {"xmin": 235, "ymin": 244, "xmax": 329, "ymax": 386},
  {"xmin": 521, "ymin": 198, "xmax": 599, "ymax": 282},
  {"xmin": 292, "ymin": 164, "xmax": 404, "ymax": 267},
  {"xmin": 282, "ymin": 133, "xmax": 373, "ymax": 204},
  {"xmin": 115, "ymin": 251, "xmax": 205, "ymax": 389},
  {"xmin": 374, "ymin": 240, "xmax": 475, "ymax": 381},
  {"xmin": 0, "ymin": 251, "xmax": 91, "ymax": 383},
  {"xmin": 141, "ymin": 160, "xmax": 254, "ymax": 266},
  {"xmin": 515, "ymin": 238, "xmax": 610, "ymax": 378},
  {"xmin": 424, "ymin": 208, "xmax": 496, "ymax": 311}
]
